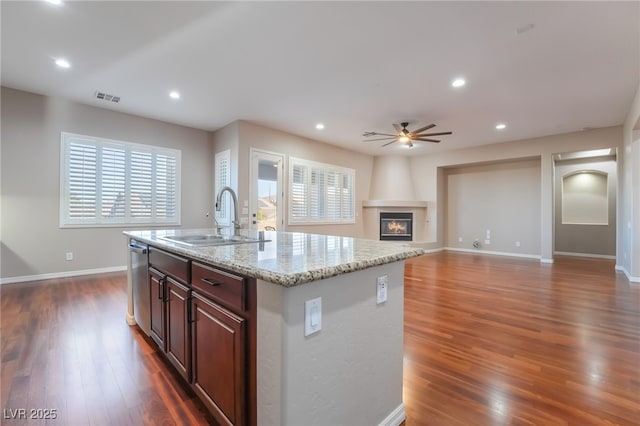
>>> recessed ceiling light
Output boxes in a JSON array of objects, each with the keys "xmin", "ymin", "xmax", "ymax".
[
  {"xmin": 496, "ymin": 123, "xmax": 507, "ymax": 130},
  {"xmin": 315, "ymin": 123, "xmax": 325, "ymax": 130},
  {"xmin": 55, "ymin": 58, "xmax": 70, "ymax": 68},
  {"xmin": 45, "ymin": 0, "xmax": 63, "ymax": 5},
  {"xmin": 169, "ymin": 91, "xmax": 180, "ymax": 100},
  {"xmin": 451, "ymin": 78, "xmax": 466, "ymax": 88}
]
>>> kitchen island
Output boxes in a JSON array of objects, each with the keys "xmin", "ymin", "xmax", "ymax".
[{"xmin": 124, "ymin": 228, "xmax": 424, "ymax": 426}]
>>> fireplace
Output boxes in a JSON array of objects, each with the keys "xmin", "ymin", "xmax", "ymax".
[{"xmin": 380, "ymin": 212, "xmax": 413, "ymax": 241}]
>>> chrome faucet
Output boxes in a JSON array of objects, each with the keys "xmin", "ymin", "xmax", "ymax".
[{"xmin": 215, "ymin": 186, "xmax": 241, "ymax": 236}]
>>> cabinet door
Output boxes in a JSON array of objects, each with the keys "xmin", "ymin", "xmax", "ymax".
[
  {"xmin": 166, "ymin": 277, "xmax": 190, "ymax": 381},
  {"xmin": 149, "ymin": 268, "xmax": 166, "ymax": 351},
  {"xmin": 191, "ymin": 293, "xmax": 246, "ymax": 426}
]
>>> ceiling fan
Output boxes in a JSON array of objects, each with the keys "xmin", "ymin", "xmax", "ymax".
[{"xmin": 362, "ymin": 122, "xmax": 452, "ymax": 148}]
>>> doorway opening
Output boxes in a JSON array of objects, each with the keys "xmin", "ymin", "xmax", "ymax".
[{"xmin": 249, "ymin": 149, "xmax": 284, "ymax": 232}]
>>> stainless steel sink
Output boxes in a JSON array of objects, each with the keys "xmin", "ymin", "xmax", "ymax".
[{"xmin": 160, "ymin": 234, "xmax": 267, "ymax": 247}]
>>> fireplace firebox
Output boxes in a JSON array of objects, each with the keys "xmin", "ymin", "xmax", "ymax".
[{"xmin": 380, "ymin": 212, "xmax": 413, "ymax": 241}]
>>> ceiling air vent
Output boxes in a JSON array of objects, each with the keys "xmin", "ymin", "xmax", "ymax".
[{"xmin": 94, "ymin": 91, "xmax": 121, "ymax": 103}]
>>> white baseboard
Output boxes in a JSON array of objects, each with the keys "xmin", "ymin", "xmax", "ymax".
[
  {"xmin": 379, "ymin": 403, "xmax": 406, "ymax": 426},
  {"xmin": 554, "ymin": 251, "xmax": 616, "ymax": 260},
  {"xmin": 540, "ymin": 258, "xmax": 554, "ymax": 264},
  {"xmin": 412, "ymin": 246, "xmax": 444, "ymax": 254},
  {"xmin": 0, "ymin": 266, "xmax": 127, "ymax": 285},
  {"xmin": 615, "ymin": 265, "xmax": 640, "ymax": 283},
  {"xmin": 445, "ymin": 247, "xmax": 541, "ymax": 260}
]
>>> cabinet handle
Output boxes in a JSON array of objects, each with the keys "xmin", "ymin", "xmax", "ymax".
[
  {"xmin": 157, "ymin": 277, "xmax": 165, "ymax": 299},
  {"xmin": 201, "ymin": 277, "xmax": 222, "ymax": 287}
]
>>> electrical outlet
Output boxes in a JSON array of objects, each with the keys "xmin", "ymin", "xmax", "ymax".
[
  {"xmin": 458, "ymin": 237, "xmax": 463, "ymax": 243},
  {"xmin": 515, "ymin": 241, "xmax": 521, "ymax": 247},
  {"xmin": 377, "ymin": 275, "xmax": 388, "ymax": 304},
  {"xmin": 65, "ymin": 252, "xmax": 73, "ymax": 261},
  {"xmin": 304, "ymin": 297, "xmax": 322, "ymax": 336},
  {"xmin": 484, "ymin": 239, "xmax": 491, "ymax": 245}
]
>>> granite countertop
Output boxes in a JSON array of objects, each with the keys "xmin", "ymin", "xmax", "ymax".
[{"xmin": 124, "ymin": 229, "xmax": 425, "ymax": 287}]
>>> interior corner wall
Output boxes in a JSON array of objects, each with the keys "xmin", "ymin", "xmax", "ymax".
[
  {"xmin": 0, "ymin": 87, "xmax": 212, "ymax": 281},
  {"xmin": 210, "ymin": 120, "xmax": 240, "ymax": 191},
  {"xmin": 554, "ymin": 158, "xmax": 617, "ymax": 256},
  {"xmin": 231, "ymin": 120, "xmax": 374, "ymax": 238},
  {"xmin": 409, "ymin": 126, "xmax": 623, "ymax": 261},
  {"xmin": 621, "ymin": 78, "xmax": 640, "ymax": 280}
]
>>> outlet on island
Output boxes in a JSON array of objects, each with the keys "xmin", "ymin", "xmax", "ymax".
[
  {"xmin": 376, "ymin": 275, "xmax": 388, "ymax": 304},
  {"xmin": 304, "ymin": 297, "xmax": 322, "ymax": 336}
]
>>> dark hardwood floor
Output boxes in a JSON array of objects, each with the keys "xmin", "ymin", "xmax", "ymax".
[
  {"xmin": 0, "ymin": 273, "xmax": 213, "ymax": 426},
  {"xmin": 1, "ymin": 252, "xmax": 638, "ymax": 425},
  {"xmin": 403, "ymin": 252, "xmax": 640, "ymax": 425}
]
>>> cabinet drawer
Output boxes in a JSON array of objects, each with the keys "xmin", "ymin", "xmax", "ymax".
[
  {"xmin": 192, "ymin": 262, "xmax": 246, "ymax": 312},
  {"xmin": 149, "ymin": 247, "xmax": 190, "ymax": 283}
]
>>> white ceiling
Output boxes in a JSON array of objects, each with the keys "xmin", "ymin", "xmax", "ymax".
[{"xmin": 2, "ymin": 1, "xmax": 638, "ymax": 157}]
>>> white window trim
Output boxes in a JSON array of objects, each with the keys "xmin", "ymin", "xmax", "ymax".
[
  {"xmin": 59, "ymin": 132, "xmax": 181, "ymax": 228},
  {"xmin": 288, "ymin": 157, "xmax": 355, "ymax": 225}
]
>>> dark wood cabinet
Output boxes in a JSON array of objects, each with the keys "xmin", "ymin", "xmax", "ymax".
[
  {"xmin": 191, "ymin": 292, "xmax": 246, "ymax": 426},
  {"xmin": 166, "ymin": 277, "xmax": 191, "ymax": 381},
  {"xmin": 149, "ymin": 267, "xmax": 166, "ymax": 351},
  {"xmin": 145, "ymin": 247, "xmax": 255, "ymax": 425},
  {"xmin": 148, "ymin": 248, "xmax": 192, "ymax": 381}
]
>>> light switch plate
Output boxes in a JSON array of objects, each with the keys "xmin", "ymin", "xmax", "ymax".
[
  {"xmin": 305, "ymin": 297, "xmax": 322, "ymax": 336},
  {"xmin": 377, "ymin": 275, "xmax": 388, "ymax": 304}
]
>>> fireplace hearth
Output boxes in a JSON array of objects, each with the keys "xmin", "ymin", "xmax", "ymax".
[{"xmin": 380, "ymin": 212, "xmax": 413, "ymax": 241}]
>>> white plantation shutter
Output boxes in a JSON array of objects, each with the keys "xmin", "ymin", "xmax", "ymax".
[
  {"xmin": 100, "ymin": 145, "xmax": 126, "ymax": 219},
  {"xmin": 326, "ymin": 170, "xmax": 341, "ymax": 220},
  {"xmin": 310, "ymin": 167, "xmax": 325, "ymax": 219},
  {"xmin": 342, "ymin": 173, "xmax": 354, "ymax": 219},
  {"xmin": 291, "ymin": 164, "xmax": 308, "ymax": 219},
  {"xmin": 130, "ymin": 150, "xmax": 152, "ymax": 218},
  {"xmin": 289, "ymin": 158, "xmax": 355, "ymax": 224},
  {"xmin": 60, "ymin": 132, "xmax": 181, "ymax": 227},
  {"xmin": 67, "ymin": 142, "xmax": 97, "ymax": 219},
  {"xmin": 214, "ymin": 150, "xmax": 231, "ymax": 225}
]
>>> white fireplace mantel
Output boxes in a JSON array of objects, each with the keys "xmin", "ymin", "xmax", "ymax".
[{"xmin": 362, "ymin": 200, "xmax": 428, "ymax": 208}]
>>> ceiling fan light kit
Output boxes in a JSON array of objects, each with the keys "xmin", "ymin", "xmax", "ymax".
[{"xmin": 362, "ymin": 122, "xmax": 452, "ymax": 148}]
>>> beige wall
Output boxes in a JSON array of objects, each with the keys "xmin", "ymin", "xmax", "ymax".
[
  {"xmin": 445, "ymin": 159, "xmax": 541, "ymax": 256},
  {"xmin": 1, "ymin": 87, "xmax": 212, "ymax": 281},
  {"xmin": 212, "ymin": 120, "xmax": 374, "ymax": 238},
  {"xmin": 410, "ymin": 126, "xmax": 623, "ymax": 262},
  {"xmin": 554, "ymin": 157, "xmax": 617, "ymax": 257},
  {"xmin": 369, "ymin": 156, "xmax": 416, "ymax": 200}
]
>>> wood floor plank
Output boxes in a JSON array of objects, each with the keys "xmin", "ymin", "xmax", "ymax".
[{"xmin": 403, "ymin": 252, "xmax": 640, "ymax": 425}]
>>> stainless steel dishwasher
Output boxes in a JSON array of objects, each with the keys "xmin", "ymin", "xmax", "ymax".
[{"xmin": 129, "ymin": 239, "xmax": 150, "ymax": 335}]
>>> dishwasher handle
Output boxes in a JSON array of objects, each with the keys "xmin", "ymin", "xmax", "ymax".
[{"xmin": 128, "ymin": 243, "xmax": 148, "ymax": 254}]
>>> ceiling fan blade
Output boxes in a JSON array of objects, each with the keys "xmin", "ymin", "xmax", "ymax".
[
  {"xmin": 415, "ymin": 138, "xmax": 440, "ymax": 143},
  {"xmin": 411, "ymin": 124, "xmax": 436, "ymax": 134},
  {"xmin": 363, "ymin": 137, "xmax": 397, "ymax": 142},
  {"xmin": 362, "ymin": 132, "xmax": 397, "ymax": 138},
  {"xmin": 382, "ymin": 140, "xmax": 398, "ymax": 147},
  {"xmin": 392, "ymin": 123, "xmax": 402, "ymax": 133},
  {"xmin": 415, "ymin": 131, "xmax": 453, "ymax": 137}
]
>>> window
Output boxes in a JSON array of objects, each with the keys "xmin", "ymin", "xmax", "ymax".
[
  {"xmin": 214, "ymin": 150, "xmax": 231, "ymax": 225},
  {"xmin": 60, "ymin": 132, "xmax": 181, "ymax": 227},
  {"xmin": 289, "ymin": 157, "xmax": 355, "ymax": 224}
]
